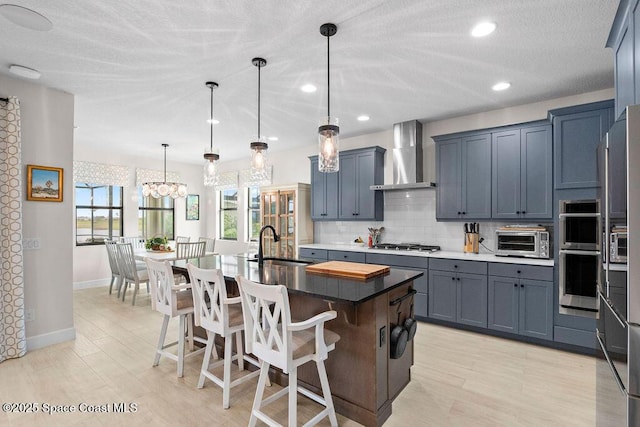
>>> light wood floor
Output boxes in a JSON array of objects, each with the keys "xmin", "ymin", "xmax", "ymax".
[{"xmin": 0, "ymin": 287, "xmax": 595, "ymax": 426}]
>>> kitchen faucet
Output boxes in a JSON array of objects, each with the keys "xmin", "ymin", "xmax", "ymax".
[{"xmin": 257, "ymin": 225, "xmax": 280, "ymax": 267}]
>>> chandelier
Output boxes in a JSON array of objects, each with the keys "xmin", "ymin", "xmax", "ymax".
[
  {"xmin": 142, "ymin": 144, "xmax": 187, "ymax": 199},
  {"xmin": 203, "ymin": 81, "xmax": 220, "ymax": 186}
]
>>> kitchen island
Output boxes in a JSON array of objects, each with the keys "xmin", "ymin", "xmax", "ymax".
[{"xmin": 175, "ymin": 255, "xmax": 423, "ymax": 427}]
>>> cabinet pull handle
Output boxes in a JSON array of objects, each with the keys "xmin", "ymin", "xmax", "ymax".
[
  {"xmin": 457, "ymin": 277, "xmax": 461, "ymax": 281},
  {"xmin": 457, "ymin": 211, "xmax": 461, "ymax": 215},
  {"xmin": 516, "ymin": 211, "xmax": 520, "ymax": 214},
  {"xmin": 520, "ymin": 284, "xmax": 524, "ymax": 288},
  {"xmin": 522, "ymin": 211, "xmax": 526, "ymax": 214},
  {"xmin": 451, "ymin": 277, "xmax": 455, "ymax": 281},
  {"xmin": 462, "ymin": 211, "xmax": 466, "ymax": 215},
  {"xmin": 517, "ymin": 270, "xmax": 521, "ymax": 274},
  {"xmin": 454, "ymin": 265, "xmax": 458, "ymax": 269}
]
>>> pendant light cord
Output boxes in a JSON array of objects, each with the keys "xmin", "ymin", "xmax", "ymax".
[
  {"xmin": 163, "ymin": 144, "xmax": 167, "ymax": 182},
  {"xmin": 327, "ymin": 33, "xmax": 330, "ymax": 117},
  {"xmin": 210, "ymin": 85, "xmax": 214, "ymax": 152},
  {"xmin": 257, "ymin": 63, "xmax": 261, "ymax": 138}
]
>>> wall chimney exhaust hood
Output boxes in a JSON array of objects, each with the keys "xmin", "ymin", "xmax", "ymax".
[{"xmin": 370, "ymin": 120, "xmax": 436, "ymax": 191}]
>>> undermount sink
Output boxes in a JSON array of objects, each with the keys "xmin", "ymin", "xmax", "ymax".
[{"xmin": 247, "ymin": 257, "xmax": 313, "ymax": 267}]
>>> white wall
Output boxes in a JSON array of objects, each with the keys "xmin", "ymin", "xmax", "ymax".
[
  {"xmin": 1, "ymin": 74, "xmax": 76, "ymax": 349},
  {"xmin": 72, "ymin": 145, "xmax": 211, "ymax": 286}
]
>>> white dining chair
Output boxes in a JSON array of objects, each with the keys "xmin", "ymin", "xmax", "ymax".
[
  {"xmin": 187, "ymin": 264, "xmax": 262, "ymax": 409},
  {"xmin": 117, "ymin": 242, "xmax": 150, "ymax": 305},
  {"xmin": 146, "ymin": 258, "xmax": 206, "ymax": 377},
  {"xmin": 236, "ymin": 275, "xmax": 340, "ymax": 427},
  {"xmin": 104, "ymin": 239, "xmax": 123, "ymax": 295},
  {"xmin": 175, "ymin": 236, "xmax": 190, "ymax": 244},
  {"xmin": 176, "ymin": 241, "xmax": 206, "ymax": 259},
  {"xmin": 120, "ymin": 236, "xmax": 145, "ymax": 249},
  {"xmin": 198, "ymin": 237, "xmax": 216, "ymax": 252}
]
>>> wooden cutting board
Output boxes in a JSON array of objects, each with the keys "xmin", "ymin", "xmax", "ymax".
[{"xmin": 305, "ymin": 261, "xmax": 390, "ymax": 280}]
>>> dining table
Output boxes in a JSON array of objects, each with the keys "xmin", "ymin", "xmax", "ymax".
[{"xmin": 133, "ymin": 248, "xmax": 217, "ymax": 262}]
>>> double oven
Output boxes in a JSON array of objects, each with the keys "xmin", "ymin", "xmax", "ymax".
[{"xmin": 558, "ymin": 199, "xmax": 600, "ymax": 316}]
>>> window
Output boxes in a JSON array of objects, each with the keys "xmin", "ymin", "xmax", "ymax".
[
  {"xmin": 247, "ymin": 186, "xmax": 261, "ymax": 241},
  {"xmin": 138, "ymin": 188, "xmax": 175, "ymax": 240},
  {"xmin": 75, "ymin": 184, "xmax": 123, "ymax": 245},
  {"xmin": 219, "ymin": 188, "xmax": 238, "ymax": 240}
]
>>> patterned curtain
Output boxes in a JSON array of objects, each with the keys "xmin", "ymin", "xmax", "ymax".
[{"xmin": 0, "ymin": 97, "xmax": 26, "ymax": 362}]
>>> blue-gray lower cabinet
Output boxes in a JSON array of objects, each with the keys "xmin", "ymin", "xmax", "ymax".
[
  {"xmin": 488, "ymin": 276, "xmax": 553, "ymax": 341},
  {"xmin": 366, "ymin": 252, "xmax": 428, "ymax": 318},
  {"xmin": 299, "ymin": 247, "xmax": 328, "ymax": 261},
  {"xmin": 428, "ymin": 266, "xmax": 487, "ymax": 328}
]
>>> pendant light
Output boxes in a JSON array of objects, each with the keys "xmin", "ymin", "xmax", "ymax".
[
  {"xmin": 142, "ymin": 144, "xmax": 187, "ymax": 199},
  {"xmin": 250, "ymin": 57, "xmax": 269, "ymax": 180},
  {"xmin": 203, "ymin": 81, "xmax": 220, "ymax": 186},
  {"xmin": 318, "ymin": 23, "xmax": 339, "ymax": 173}
]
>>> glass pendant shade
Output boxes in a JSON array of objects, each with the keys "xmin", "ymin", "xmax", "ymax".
[
  {"xmin": 318, "ymin": 116, "xmax": 339, "ymax": 172},
  {"xmin": 142, "ymin": 144, "xmax": 187, "ymax": 199},
  {"xmin": 203, "ymin": 149, "xmax": 219, "ymax": 186},
  {"xmin": 250, "ymin": 139, "xmax": 269, "ymax": 179}
]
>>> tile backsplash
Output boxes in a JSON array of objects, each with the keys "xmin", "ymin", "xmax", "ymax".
[{"xmin": 313, "ymin": 189, "xmax": 551, "ymax": 253}]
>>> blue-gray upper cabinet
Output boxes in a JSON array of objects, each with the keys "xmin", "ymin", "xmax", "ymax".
[
  {"xmin": 435, "ymin": 133, "xmax": 492, "ymax": 220},
  {"xmin": 309, "ymin": 156, "xmax": 339, "ymax": 220},
  {"xmin": 606, "ymin": 0, "xmax": 637, "ymax": 118},
  {"xmin": 550, "ymin": 101, "xmax": 614, "ymax": 190},
  {"xmin": 338, "ymin": 147, "xmax": 385, "ymax": 221},
  {"xmin": 492, "ymin": 124, "xmax": 552, "ymax": 219}
]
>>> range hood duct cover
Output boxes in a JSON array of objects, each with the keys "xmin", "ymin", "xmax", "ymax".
[{"xmin": 370, "ymin": 120, "xmax": 436, "ymax": 190}]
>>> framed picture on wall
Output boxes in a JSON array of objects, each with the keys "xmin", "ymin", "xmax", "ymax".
[
  {"xmin": 186, "ymin": 194, "xmax": 199, "ymax": 220},
  {"xmin": 26, "ymin": 165, "xmax": 63, "ymax": 202}
]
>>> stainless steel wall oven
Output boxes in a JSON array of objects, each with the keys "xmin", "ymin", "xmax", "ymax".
[{"xmin": 558, "ymin": 199, "xmax": 601, "ymax": 316}]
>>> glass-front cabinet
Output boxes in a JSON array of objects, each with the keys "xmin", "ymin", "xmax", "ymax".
[{"xmin": 260, "ymin": 183, "xmax": 313, "ymax": 259}]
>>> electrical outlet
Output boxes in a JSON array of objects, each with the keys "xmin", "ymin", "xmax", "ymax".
[
  {"xmin": 379, "ymin": 326, "xmax": 386, "ymax": 347},
  {"xmin": 25, "ymin": 309, "xmax": 35, "ymax": 322},
  {"xmin": 23, "ymin": 238, "xmax": 41, "ymax": 251}
]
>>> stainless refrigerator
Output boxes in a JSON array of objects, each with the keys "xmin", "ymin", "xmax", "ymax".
[{"xmin": 596, "ymin": 104, "xmax": 640, "ymax": 425}]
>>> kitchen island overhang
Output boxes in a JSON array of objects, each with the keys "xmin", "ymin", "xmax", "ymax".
[{"xmin": 174, "ymin": 255, "xmax": 423, "ymax": 427}]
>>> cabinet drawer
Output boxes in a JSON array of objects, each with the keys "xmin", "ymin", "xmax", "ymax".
[
  {"xmin": 488, "ymin": 263, "xmax": 553, "ymax": 281},
  {"xmin": 365, "ymin": 253, "xmax": 428, "ymax": 269},
  {"xmin": 328, "ymin": 250, "xmax": 366, "ymax": 263},
  {"xmin": 429, "ymin": 258, "xmax": 487, "ymax": 275},
  {"xmin": 299, "ymin": 248, "xmax": 328, "ymax": 260}
]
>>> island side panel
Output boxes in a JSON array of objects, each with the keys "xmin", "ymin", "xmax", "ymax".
[{"xmin": 289, "ymin": 281, "xmax": 415, "ymax": 427}]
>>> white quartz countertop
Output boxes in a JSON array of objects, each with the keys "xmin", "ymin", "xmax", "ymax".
[{"xmin": 299, "ymin": 243, "xmax": 555, "ymax": 267}]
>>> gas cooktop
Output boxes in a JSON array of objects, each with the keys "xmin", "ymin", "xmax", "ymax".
[{"xmin": 372, "ymin": 243, "xmax": 441, "ymax": 252}]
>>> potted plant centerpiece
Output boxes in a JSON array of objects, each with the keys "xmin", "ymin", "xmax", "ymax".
[{"xmin": 146, "ymin": 236, "xmax": 169, "ymax": 251}]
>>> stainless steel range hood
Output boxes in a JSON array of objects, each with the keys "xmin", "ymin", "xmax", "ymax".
[{"xmin": 370, "ymin": 120, "xmax": 436, "ymax": 190}]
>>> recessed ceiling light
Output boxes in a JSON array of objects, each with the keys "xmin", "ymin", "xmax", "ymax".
[
  {"xmin": 0, "ymin": 4, "xmax": 52, "ymax": 31},
  {"xmin": 357, "ymin": 115, "xmax": 370, "ymax": 122},
  {"xmin": 268, "ymin": 136, "xmax": 278, "ymax": 141},
  {"xmin": 9, "ymin": 64, "xmax": 41, "ymax": 79},
  {"xmin": 206, "ymin": 118, "xmax": 220, "ymax": 124},
  {"xmin": 301, "ymin": 84, "xmax": 317, "ymax": 93},
  {"xmin": 492, "ymin": 81, "xmax": 511, "ymax": 91},
  {"xmin": 471, "ymin": 22, "xmax": 496, "ymax": 38}
]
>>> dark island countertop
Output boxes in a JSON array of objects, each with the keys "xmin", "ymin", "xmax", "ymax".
[{"xmin": 173, "ymin": 255, "xmax": 423, "ymax": 305}]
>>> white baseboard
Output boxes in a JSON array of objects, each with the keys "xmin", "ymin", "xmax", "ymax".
[
  {"xmin": 27, "ymin": 327, "xmax": 76, "ymax": 351},
  {"xmin": 73, "ymin": 278, "xmax": 110, "ymax": 290}
]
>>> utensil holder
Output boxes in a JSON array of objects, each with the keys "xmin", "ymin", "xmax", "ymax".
[{"xmin": 464, "ymin": 233, "xmax": 479, "ymax": 254}]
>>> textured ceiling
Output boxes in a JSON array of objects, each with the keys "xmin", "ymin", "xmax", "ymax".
[{"xmin": 0, "ymin": 0, "xmax": 618, "ymax": 164}]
